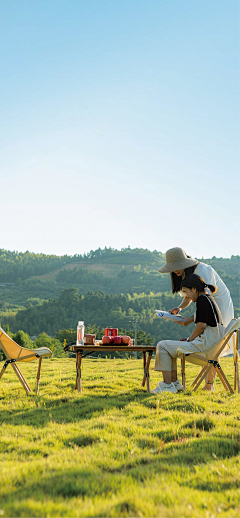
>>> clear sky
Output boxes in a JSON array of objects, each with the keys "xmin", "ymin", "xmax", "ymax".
[{"xmin": 0, "ymin": 0, "xmax": 239, "ymax": 259}]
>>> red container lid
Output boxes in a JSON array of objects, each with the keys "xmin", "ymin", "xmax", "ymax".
[{"xmin": 105, "ymin": 328, "xmax": 118, "ymax": 337}]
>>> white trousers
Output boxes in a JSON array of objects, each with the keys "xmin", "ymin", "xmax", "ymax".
[
  {"xmin": 154, "ymin": 325, "xmax": 225, "ymax": 372},
  {"xmin": 154, "ymin": 340, "xmax": 201, "ymax": 372}
]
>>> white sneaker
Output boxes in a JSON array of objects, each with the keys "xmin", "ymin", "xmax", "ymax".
[
  {"xmin": 150, "ymin": 381, "xmax": 165, "ymax": 394},
  {"xmin": 151, "ymin": 382, "xmax": 177, "ymax": 394},
  {"xmin": 150, "ymin": 386, "xmax": 161, "ymax": 394},
  {"xmin": 159, "ymin": 382, "xmax": 177, "ymax": 393},
  {"xmin": 174, "ymin": 379, "xmax": 184, "ymax": 391}
]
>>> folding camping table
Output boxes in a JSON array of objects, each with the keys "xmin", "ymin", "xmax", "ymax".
[{"xmin": 68, "ymin": 345, "xmax": 156, "ymax": 393}]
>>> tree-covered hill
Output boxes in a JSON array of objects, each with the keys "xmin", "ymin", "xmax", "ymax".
[
  {"xmin": 55, "ymin": 266, "xmax": 239, "ymax": 308},
  {"xmin": 0, "ymin": 246, "xmax": 239, "ymax": 283},
  {"xmin": 0, "ymin": 248, "xmax": 239, "ymax": 310},
  {"xmin": 0, "ymin": 247, "xmax": 166, "ymax": 283}
]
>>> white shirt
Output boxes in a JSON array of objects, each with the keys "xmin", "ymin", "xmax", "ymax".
[{"xmin": 194, "ymin": 262, "xmax": 234, "ymax": 328}]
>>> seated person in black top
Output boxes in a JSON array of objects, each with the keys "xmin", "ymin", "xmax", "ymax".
[
  {"xmin": 151, "ymin": 274, "xmax": 225, "ymax": 394},
  {"xmin": 194, "ymin": 292, "xmax": 222, "ymax": 328}
]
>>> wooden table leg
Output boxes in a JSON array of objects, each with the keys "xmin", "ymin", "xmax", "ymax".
[
  {"xmin": 181, "ymin": 355, "xmax": 186, "ymax": 390},
  {"xmin": 142, "ymin": 351, "xmax": 153, "ymax": 391},
  {"xmin": 146, "ymin": 351, "xmax": 153, "ymax": 393},
  {"xmin": 75, "ymin": 355, "xmax": 78, "ymax": 390},
  {"xmin": 36, "ymin": 357, "xmax": 42, "ymax": 394},
  {"xmin": 75, "ymin": 351, "xmax": 83, "ymax": 393},
  {"xmin": 142, "ymin": 351, "xmax": 147, "ymax": 387}
]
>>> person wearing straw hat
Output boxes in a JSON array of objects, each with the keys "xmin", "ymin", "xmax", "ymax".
[{"xmin": 158, "ymin": 247, "xmax": 234, "ymax": 390}]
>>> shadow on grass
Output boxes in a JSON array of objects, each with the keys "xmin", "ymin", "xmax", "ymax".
[
  {"xmin": 0, "ymin": 384, "xmax": 236, "ymax": 428},
  {"xmin": 2, "ymin": 437, "xmax": 240, "ymax": 509},
  {"xmin": 101, "ymin": 434, "xmax": 240, "ymax": 473},
  {"xmin": 2, "ymin": 467, "xmax": 124, "ymax": 501},
  {"xmin": 0, "ymin": 390, "xmax": 152, "ymax": 427}
]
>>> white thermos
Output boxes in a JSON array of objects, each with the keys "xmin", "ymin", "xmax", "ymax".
[{"xmin": 76, "ymin": 321, "xmax": 84, "ymax": 345}]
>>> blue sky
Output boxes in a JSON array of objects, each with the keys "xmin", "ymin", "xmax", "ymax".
[{"xmin": 0, "ymin": 0, "xmax": 239, "ymax": 258}]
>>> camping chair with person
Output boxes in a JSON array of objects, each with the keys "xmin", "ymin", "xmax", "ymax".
[{"xmin": 178, "ymin": 318, "xmax": 240, "ymax": 393}]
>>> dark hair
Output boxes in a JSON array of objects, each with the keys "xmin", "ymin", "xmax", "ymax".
[
  {"xmin": 181, "ymin": 274, "xmax": 217, "ymax": 294},
  {"xmin": 171, "ymin": 263, "xmax": 198, "ymax": 293}
]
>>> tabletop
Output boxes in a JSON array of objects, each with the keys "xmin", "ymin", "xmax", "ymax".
[{"xmin": 69, "ymin": 344, "xmax": 156, "ymax": 353}]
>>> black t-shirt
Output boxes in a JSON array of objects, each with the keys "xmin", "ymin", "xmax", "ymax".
[{"xmin": 194, "ymin": 295, "xmax": 223, "ymax": 327}]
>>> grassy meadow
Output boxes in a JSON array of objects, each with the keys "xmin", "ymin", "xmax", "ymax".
[{"xmin": 0, "ymin": 356, "xmax": 239, "ymax": 518}]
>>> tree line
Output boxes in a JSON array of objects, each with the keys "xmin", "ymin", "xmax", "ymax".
[{"xmin": 3, "ymin": 288, "xmax": 197, "ymax": 344}]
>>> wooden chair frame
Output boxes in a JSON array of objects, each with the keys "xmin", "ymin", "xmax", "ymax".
[
  {"xmin": 0, "ymin": 328, "xmax": 52, "ymax": 394},
  {"xmin": 178, "ymin": 319, "xmax": 240, "ymax": 394}
]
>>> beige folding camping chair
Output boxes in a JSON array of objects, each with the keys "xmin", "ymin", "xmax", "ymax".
[
  {"xmin": 177, "ymin": 319, "xmax": 240, "ymax": 394},
  {"xmin": 0, "ymin": 327, "xmax": 52, "ymax": 394}
]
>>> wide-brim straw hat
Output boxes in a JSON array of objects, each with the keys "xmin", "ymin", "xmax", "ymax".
[{"xmin": 158, "ymin": 247, "xmax": 198, "ymax": 273}]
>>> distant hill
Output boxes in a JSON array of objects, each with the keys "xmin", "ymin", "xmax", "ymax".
[
  {"xmin": 0, "ymin": 247, "xmax": 239, "ymax": 283},
  {"xmin": 0, "ymin": 247, "xmax": 165, "ymax": 283}
]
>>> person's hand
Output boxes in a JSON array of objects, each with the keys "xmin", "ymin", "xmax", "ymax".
[
  {"xmin": 175, "ymin": 316, "xmax": 194, "ymax": 327},
  {"xmin": 169, "ymin": 307, "xmax": 181, "ymax": 315},
  {"xmin": 179, "ymin": 337, "xmax": 188, "ymax": 341}
]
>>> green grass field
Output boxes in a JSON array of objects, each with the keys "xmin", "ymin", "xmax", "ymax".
[{"xmin": 0, "ymin": 357, "xmax": 239, "ymax": 518}]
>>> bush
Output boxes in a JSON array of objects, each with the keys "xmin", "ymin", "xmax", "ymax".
[
  {"xmin": 12, "ymin": 330, "xmax": 34, "ymax": 348},
  {"xmin": 34, "ymin": 333, "xmax": 67, "ymax": 358}
]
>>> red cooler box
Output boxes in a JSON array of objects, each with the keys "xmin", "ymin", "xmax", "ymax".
[{"xmin": 105, "ymin": 328, "xmax": 118, "ymax": 337}]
